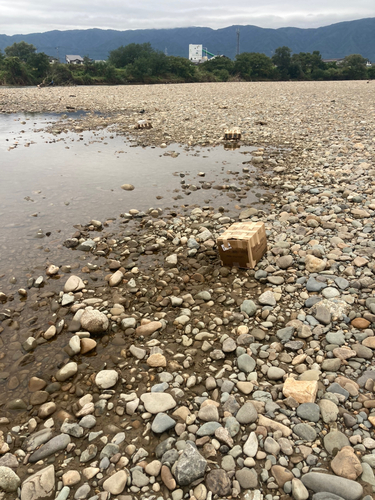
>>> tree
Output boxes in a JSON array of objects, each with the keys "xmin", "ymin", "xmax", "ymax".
[
  {"xmin": 167, "ymin": 56, "xmax": 197, "ymax": 81},
  {"xmin": 341, "ymin": 54, "xmax": 367, "ymax": 79},
  {"xmin": 2, "ymin": 56, "xmax": 30, "ymax": 84},
  {"xmin": 234, "ymin": 52, "xmax": 275, "ymax": 80},
  {"xmin": 27, "ymin": 52, "xmax": 50, "ymax": 79},
  {"xmin": 5, "ymin": 41, "xmax": 36, "ymax": 62},
  {"xmin": 272, "ymin": 46, "xmax": 292, "ymax": 80},
  {"xmin": 108, "ymin": 43, "xmax": 154, "ymax": 68}
]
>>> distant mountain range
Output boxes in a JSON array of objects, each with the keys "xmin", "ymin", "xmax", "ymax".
[{"xmin": 1, "ymin": 17, "xmax": 374, "ymax": 62}]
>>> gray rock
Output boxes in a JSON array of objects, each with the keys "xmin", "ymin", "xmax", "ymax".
[
  {"xmin": 77, "ymin": 239, "xmax": 96, "ymax": 252},
  {"xmin": 235, "ymin": 467, "xmax": 258, "ymax": 488},
  {"xmin": 0, "ymin": 454, "xmax": 18, "ymax": 469},
  {"xmin": 79, "ymin": 415, "xmax": 96, "ymax": 429},
  {"xmin": 312, "ymin": 494, "xmax": 345, "ymax": 500},
  {"xmin": 323, "ymin": 431, "xmax": 350, "ymax": 454},
  {"xmin": 132, "ymin": 469, "xmax": 149, "ymax": 488},
  {"xmin": 258, "ymin": 291, "xmax": 276, "ymax": 306},
  {"xmin": 357, "ymin": 370, "xmax": 375, "ymax": 388},
  {"xmin": 276, "ymin": 327, "xmax": 295, "ymax": 342},
  {"xmin": 29, "ymin": 434, "xmax": 71, "ymax": 463},
  {"xmin": 174, "ymin": 442, "xmax": 207, "ymax": 486},
  {"xmin": 296, "ymin": 403, "xmax": 320, "ymax": 423},
  {"xmin": 20, "ymin": 465, "xmax": 55, "ymax": 500},
  {"xmin": 301, "ymin": 472, "xmax": 363, "ymax": 500},
  {"xmin": 243, "ymin": 432, "xmax": 258, "ymax": 457},
  {"xmin": 0, "ymin": 466, "xmax": 20, "ymax": 492},
  {"xmin": 314, "ymin": 305, "xmax": 331, "ymax": 325},
  {"xmin": 225, "ymin": 417, "xmax": 240, "ymax": 437},
  {"xmin": 306, "ymin": 278, "xmax": 327, "ymax": 292},
  {"xmin": 60, "ymin": 422, "xmax": 84, "ymax": 438},
  {"xmin": 236, "ymin": 402, "xmax": 258, "ymax": 424},
  {"xmin": 319, "ymin": 400, "xmax": 339, "ymax": 423},
  {"xmin": 151, "ymin": 413, "xmax": 176, "ymax": 433},
  {"xmin": 326, "ymin": 331, "xmax": 346, "ymax": 345},
  {"xmin": 293, "ymin": 423, "xmax": 317, "ymax": 442},
  {"xmin": 321, "ymin": 358, "xmax": 341, "ymax": 372},
  {"xmin": 22, "ymin": 428, "xmax": 53, "ymax": 452},
  {"xmin": 361, "ymin": 462, "xmax": 375, "ymax": 487},
  {"xmin": 74, "ymin": 483, "xmax": 91, "ymax": 499},
  {"xmin": 240, "ymin": 300, "xmax": 257, "ymax": 317},
  {"xmin": 267, "ymin": 366, "xmax": 286, "ymax": 380},
  {"xmin": 80, "ymin": 444, "xmax": 97, "ymax": 463},
  {"xmin": 327, "ymin": 383, "xmax": 349, "ymax": 401},
  {"xmin": 237, "ymin": 354, "xmax": 256, "ymax": 373},
  {"xmin": 196, "ymin": 422, "xmax": 221, "ymax": 436},
  {"xmin": 141, "ymin": 393, "xmax": 176, "ymax": 414}
]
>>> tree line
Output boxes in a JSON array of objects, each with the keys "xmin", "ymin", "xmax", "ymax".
[{"xmin": 0, "ymin": 41, "xmax": 374, "ymax": 86}]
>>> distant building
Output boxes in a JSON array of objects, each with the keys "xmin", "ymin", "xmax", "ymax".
[
  {"xmin": 65, "ymin": 55, "xmax": 84, "ymax": 64},
  {"xmin": 48, "ymin": 56, "xmax": 59, "ymax": 64}
]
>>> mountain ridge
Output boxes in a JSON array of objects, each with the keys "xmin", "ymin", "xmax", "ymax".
[{"xmin": 0, "ymin": 18, "xmax": 374, "ymax": 62}]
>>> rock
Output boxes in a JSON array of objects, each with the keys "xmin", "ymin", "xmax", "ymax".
[
  {"xmin": 292, "ymin": 478, "xmax": 309, "ymax": 500},
  {"xmin": 80, "ymin": 338, "xmax": 96, "ymax": 354},
  {"xmin": 63, "ymin": 275, "xmax": 85, "ymax": 293},
  {"xmin": 240, "ymin": 300, "xmax": 257, "ymax": 317},
  {"xmin": 121, "ymin": 184, "xmax": 134, "ymax": 191},
  {"xmin": 141, "ymin": 393, "xmax": 176, "ymax": 414},
  {"xmin": 305, "ymin": 255, "xmax": 326, "ymax": 272},
  {"xmin": 103, "ymin": 470, "xmax": 128, "ymax": 495},
  {"xmin": 314, "ymin": 305, "xmax": 331, "ymax": 325},
  {"xmin": 258, "ymin": 290, "xmax": 276, "ymax": 306},
  {"xmin": 205, "ymin": 469, "xmax": 231, "ymax": 496},
  {"xmin": 319, "ymin": 399, "xmax": 339, "ymax": 423},
  {"xmin": 55, "ymin": 362, "xmax": 77, "ymax": 382},
  {"xmin": 80, "ymin": 310, "xmax": 108, "ymax": 334},
  {"xmin": 174, "ymin": 442, "xmax": 207, "ymax": 486},
  {"xmin": 301, "ymin": 472, "xmax": 363, "ymax": 500},
  {"xmin": 237, "ymin": 354, "xmax": 256, "ymax": 373},
  {"xmin": 235, "ymin": 468, "xmax": 258, "ymax": 488},
  {"xmin": 151, "ymin": 413, "xmax": 176, "ymax": 433},
  {"xmin": 283, "ymin": 378, "xmax": 318, "ymax": 403},
  {"xmin": 0, "ymin": 466, "xmax": 20, "ymax": 492},
  {"xmin": 95, "ymin": 369, "xmax": 118, "ymax": 389},
  {"xmin": 29, "ymin": 434, "xmax": 70, "ymax": 463},
  {"xmin": 136, "ymin": 321, "xmax": 162, "ymax": 336},
  {"xmin": 296, "ymin": 403, "xmax": 320, "ymax": 422},
  {"xmin": 278, "ymin": 255, "xmax": 294, "ymax": 269},
  {"xmin": 271, "ymin": 465, "xmax": 294, "ymax": 486},
  {"xmin": 324, "ymin": 431, "xmax": 350, "ymax": 454},
  {"xmin": 161, "ymin": 465, "xmax": 176, "ymax": 490},
  {"xmin": 331, "ymin": 446, "xmax": 362, "ymax": 480},
  {"xmin": 109, "ymin": 270, "xmax": 123, "ymax": 287},
  {"xmin": 132, "ymin": 469, "xmax": 149, "ymax": 487},
  {"xmin": 147, "ymin": 353, "xmax": 167, "ymax": 367},
  {"xmin": 236, "ymin": 402, "xmax": 258, "ymax": 424},
  {"xmin": 38, "ymin": 402, "xmax": 56, "ymax": 419},
  {"xmin": 293, "ymin": 423, "xmax": 317, "ymax": 441},
  {"xmin": 62, "ymin": 470, "xmax": 81, "ymax": 486},
  {"xmin": 351, "ymin": 318, "xmax": 370, "ymax": 329},
  {"xmin": 20, "ymin": 465, "xmax": 55, "ymax": 500},
  {"xmin": 258, "ymin": 415, "xmax": 292, "ymax": 436},
  {"xmin": 243, "ymin": 432, "xmax": 258, "ymax": 457},
  {"xmin": 267, "ymin": 366, "xmax": 286, "ymax": 380}
]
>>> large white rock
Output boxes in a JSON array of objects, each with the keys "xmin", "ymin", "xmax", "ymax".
[
  {"xmin": 0, "ymin": 466, "xmax": 21, "ymax": 492},
  {"xmin": 55, "ymin": 362, "xmax": 78, "ymax": 382},
  {"xmin": 140, "ymin": 393, "xmax": 176, "ymax": 414},
  {"xmin": 21, "ymin": 465, "xmax": 55, "ymax": 500},
  {"xmin": 103, "ymin": 470, "xmax": 128, "ymax": 494},
  {"xmin": 80, "ymin": 309, "xmax": 109, "ymax": 334},
  {"xmin": 63, "ymin": 275, "xmax": 85, "ymax": 293},
  {"xmin": 95, "ymin": 370, "xmax": 118, "ymax": 389}
]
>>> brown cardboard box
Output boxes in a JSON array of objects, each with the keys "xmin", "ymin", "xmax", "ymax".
[{"xmin": 217, "ymin": 221, "xmax": 267, "ymax": 269}]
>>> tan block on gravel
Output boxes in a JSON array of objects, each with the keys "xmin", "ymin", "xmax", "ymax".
[
  {"xmin": 282, "ymin": 378, "xmax": 318, "ymax": 403},
  {"xmin": 305, "ymin": 255, "xmax": 326, "ymax": 272}
]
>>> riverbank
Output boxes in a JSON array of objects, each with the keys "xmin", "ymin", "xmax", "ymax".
[{"xmin": 0, "ymin": 81, "xmax": 375, "ymax": 500}]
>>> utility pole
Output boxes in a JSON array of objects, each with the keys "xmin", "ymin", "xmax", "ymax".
[
  {"xmin": 164, "ymin": 47, "xmax": 168, "ymax": 56},
  {"xmin": 55, "ymin": 47, "xmax": 59, "ymax": 62},
  {"xmin": 236, "ymin": 28, "xmax": 240, "ymax": 56}
]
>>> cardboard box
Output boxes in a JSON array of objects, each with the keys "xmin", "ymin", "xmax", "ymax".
[{"xmin": 217, "ymin": 221, "xmax": 267, "ymax": 269}]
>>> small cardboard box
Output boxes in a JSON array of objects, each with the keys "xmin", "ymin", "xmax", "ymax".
[{"xmin": 217, "ymin": 221, "xmax": 267, "ymax": 269}]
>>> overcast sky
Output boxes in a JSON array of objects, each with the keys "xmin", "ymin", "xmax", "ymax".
[{"xmin": 0, "ymin": 0, "xmax": 374, "ymax": 35}]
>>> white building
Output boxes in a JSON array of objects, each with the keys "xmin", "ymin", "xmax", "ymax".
[
  {"xmin": 65, "ymin": 55, "xmax": 84, "ymax": 64},
  {"xmin": 189, "ymin": 45, "xmax": 203, "ymax": 63}
]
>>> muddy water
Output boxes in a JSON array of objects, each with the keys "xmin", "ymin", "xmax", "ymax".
[{"xmin": 0, "ymin": 113, "xmax": 271, "ymax": 409}]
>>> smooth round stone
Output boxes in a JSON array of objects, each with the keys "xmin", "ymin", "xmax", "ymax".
[
  {"xmin": 277, "ymin": 255, "xmax": 294, "ymax": 269},
  {"xmin": 141, "ymin": 393, "xmax": 176, "ymax": 414},
  {"xmin": 293, "ymin": 423, "xmax": 317, "ymax": 442},
  {"xmin": 103, "ymin": 470, "xmax": 128, "ymax": 494},
  {"xmin": 296, "ymin": 403, "xmax": 320, "ymax": 423},
  {"xmin": 56, "ymin": 362, "xmax": 78, "ymax": 382},
  {"xmin": 80, "ymin": 309, "xmax": 109, "ymax": 334},
  {"xmin": 267, "ymin": 276, "xmax": 284, "ymax": 285},
  {"xmin": 258, "ymin": 290, "xmax": 276, "ymax": 306},
  {"xmin": 121, "ymin": 184, "xmax": 134, "ymax": 191},
  {"xmin": 322, "ymin": 287, "xmax": 340, "ymax": 299},
  {"xmin": 235, "ymin": 467, "xmax": 258, "ymax": 488},
  {"xmin": 267, "ymin": 366, "xmax": 286, "ymax": 380},
  {"xmin": 324, "ymin": 431, "xmax": 350, "ymax": 454},
  {"xmin": 301, "ymin": 472, "xmax": 363, "ymax": 499},
  {"xmin": 236, "ymin": 402, "xmax": 258, "ymax": 424},
  {"xmin": 64, "ymin": 275, "xmax": 85, "ymax": 293},
  {"xmin": 237, "ymin": 354, "xmax": 256, "ymax": 373},
  {"xmin": 95, "ymin": 370, "xmax": 118, "ymax": 389}
]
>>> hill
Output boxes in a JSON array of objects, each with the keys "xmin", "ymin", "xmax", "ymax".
[{"xmin": 0, "ymin": 18, "xmax": 374, "ymax": 62}]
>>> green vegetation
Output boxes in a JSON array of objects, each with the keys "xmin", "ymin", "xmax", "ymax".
[{"xmin": 0, "ymin": 41, "xmax": 374, "ymax": 86}]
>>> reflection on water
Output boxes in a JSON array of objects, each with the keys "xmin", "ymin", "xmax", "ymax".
[{"xmin": 0, "ymin": 113, "xmax": 267, "ymax": 281}]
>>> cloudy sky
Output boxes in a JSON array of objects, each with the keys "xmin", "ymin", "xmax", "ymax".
[{"xmin": 0, "ymin": 0, "xmax": 373, "ymax": 35}]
